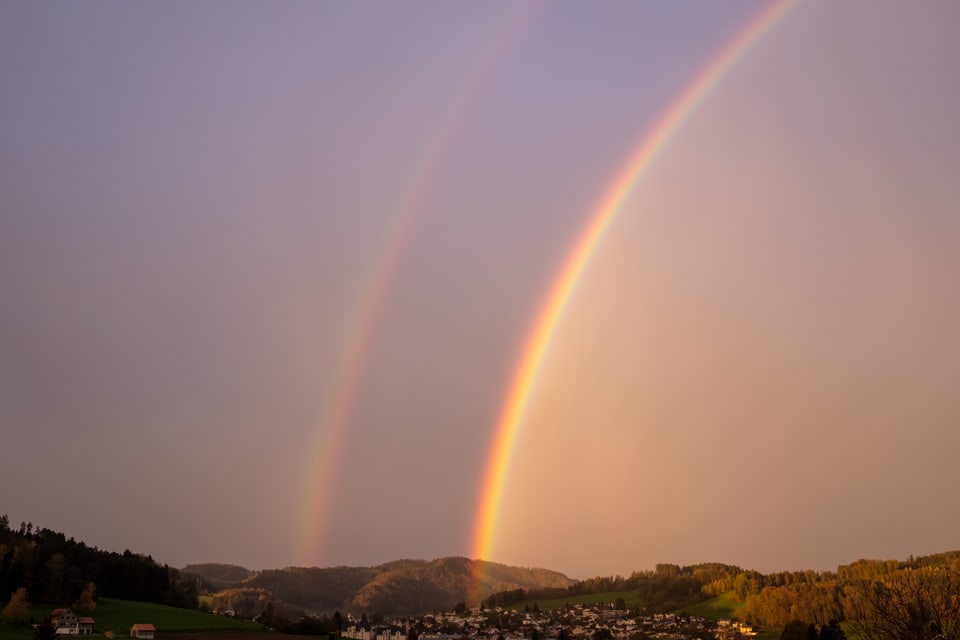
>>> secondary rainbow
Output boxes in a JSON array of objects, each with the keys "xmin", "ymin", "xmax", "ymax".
[
  {"xmin": 300, "ymin": 2, "xmax": 542, "ymax": 567},
  {"xmin": 470, "ymin": 0, "xmax": 798, "ymax": 567}
]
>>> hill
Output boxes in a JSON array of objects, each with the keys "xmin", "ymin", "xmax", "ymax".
[
  {"xmin": 195, "ymin": 557, "xmax": 574, "ymax": 616},
  {"xmin": 345, "ymin": 557, "xmax": 573, "ymax": 614},
  {"xmin": 183, "ymin": 563, "xmax": 255, "ymax": 591}
]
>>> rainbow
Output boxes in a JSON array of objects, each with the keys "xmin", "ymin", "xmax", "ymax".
[
  {"xmin": 470, "ymin": 0, "xmax": 798, "ymax": 571},
  {"xmin": 300, "ymin": 1, "xmax": 542, "ymax": 567}
]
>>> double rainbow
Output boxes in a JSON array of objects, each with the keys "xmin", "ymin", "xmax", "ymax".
[
  {"xmin": 470, "ymin": 0, "xmax": 798, "ymax": 569},
  {"xmin": 300, "ymin": 1, "xmax": 542, "ymax": 566}
]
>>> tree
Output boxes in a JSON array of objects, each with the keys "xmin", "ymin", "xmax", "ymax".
[
  {"xmin": 45, "ymin": 554, "xmax": 66, "ymax": 604},
  {"xmin": 2, "ymin": 587, "xmax": 31, "ymax": 625},
  {"xmin": 33, "ymin": 616, "xmax": 57, "ymax": 640},
  {"xmin": 594, "ymin": 629, "xmax": 613, "ymax": 640},
  {"xmin": 845, "ymin": 567, "xmax": 960, "ymax": 640},
  {"xmin": 333, "ymin": 610, "xmax": 343, "ymax": 637},
  {"xmin": 819, "ymin": 620, "xmax": 846, "ymax": 640},
  {"xmin": 75, "ymin": 582, "xmax": 96, "ymax": 613},
  {"xmin": 260, "ymin": 602, "xmax": 288, "ymax": 629},
  {"xmin": 780, "ymin": 620, "xmax": 816, "ymax": 640}
]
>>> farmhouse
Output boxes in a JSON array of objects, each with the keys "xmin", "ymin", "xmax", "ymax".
[
  {"xmin": 51, "ymin": 609, "xmax": 95, "ymax": 635},
  {"xmin": 130, "ymin": 623, "xmax": 156, "ymax": 639}
]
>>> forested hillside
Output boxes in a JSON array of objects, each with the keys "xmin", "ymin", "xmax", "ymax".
[
  {"xmin": 0, "ymin": 515, "xmax": 197, "ymax": 610},
  {"xmin": 485, "ymin": 563, "xmax": 746, "ymax": 612},
  {"xmin": 201, "ymin": 557, "xmax": 574, "ymax": 616},
  {"xmin": 737, "ymin": 553, "xmax": 960, "ymax": 639}
]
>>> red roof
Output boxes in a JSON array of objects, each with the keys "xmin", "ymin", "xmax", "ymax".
[
  {"xmin": 79, "ymin": 618, "xmax": 95, "ymax": 624},
  {"xmin": 131, "ymin": 624, "xmax": 156, "ymax": 631}
]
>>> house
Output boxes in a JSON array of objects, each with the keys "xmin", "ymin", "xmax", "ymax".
[
  {"xmin": 51, "ymin": 609, "xmax": 95, "ymax": 636},
  {"xmin": 130, "ymin": 624, "xmax": 156, "ymax": 639}
]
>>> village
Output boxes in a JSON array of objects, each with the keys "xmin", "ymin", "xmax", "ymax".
[{"xmin": 340, "ymin": 603, "xmax": 757, "ymax": 640}]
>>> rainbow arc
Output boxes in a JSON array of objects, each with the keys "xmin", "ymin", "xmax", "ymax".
[{"xmin": 470, "ymin": 0, "xmax": 798, "ymax": 576}]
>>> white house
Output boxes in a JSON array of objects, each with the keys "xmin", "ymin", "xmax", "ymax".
[{"xmin": 52, "ymin": 609, "xmax": 95, "ymax": 636}]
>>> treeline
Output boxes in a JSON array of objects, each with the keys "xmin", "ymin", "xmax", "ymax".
[
  {"xmin": 0, "ymin": 515, "xmax": 197, "ymax": 609},
  {"xmin": 739, "ymin": 554, "xmax": 960, "ymax": 640},
  {"xmin": 483, "ymin": 563, "xmax": 746, "ymax": 613}
]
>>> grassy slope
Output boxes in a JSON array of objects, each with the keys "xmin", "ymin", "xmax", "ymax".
[
  {"xmin": 679, "ymin": 592, "xmax": 778, "ymax": 640},
  {"xmin": 0, "ymin": 597, "xmax": 268, "ymax": 640},
  {"xmin": 91, "ymin": 598, "xmax": 269, "ymax": 633},
  {"xmin": 678, "ymin": 591, "xmax": 743, "ymax": 619}
]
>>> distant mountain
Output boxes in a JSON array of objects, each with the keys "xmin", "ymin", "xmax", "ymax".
[
  {"xmin": 186, "ymin": 557, "xmax": 574, "ymax": 616},
  {"xmin": 181, "ymin": 563, "xmax": 253, "ymax": 591}
]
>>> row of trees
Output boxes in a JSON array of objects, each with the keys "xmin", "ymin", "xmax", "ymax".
[
  {"xmin": 484, "ymin": 563, "xmax": 748, "ymax": 613},
  {"xmin": 738, "ymin": 556, "xmax": 960, "ymax": 640}
]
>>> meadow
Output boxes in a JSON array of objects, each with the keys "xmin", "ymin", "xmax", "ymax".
[
  {"xmin": 0, "ymin": 597, "xmax": 271, "ymax": 639},
  {"xmin": 679, "ymin": 591, "xmax": 743, "ymax": 619}
]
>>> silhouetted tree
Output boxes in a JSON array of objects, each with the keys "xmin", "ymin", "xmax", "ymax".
[
  {"xmin": 33, "ymin": 616, "xmax": 57, "ymax": 640},
  {"xmin": 780, "ymin": 620, "xmax": 817, "ymax": 640},
  {"xmin": 819, "ymin": 620, "xmax": 846, "ymax": 640},
  {"xmin": 845, "ymin": 568, "xmax": 960, "ymax": 640},
  {"xmin": 594, "ymin": 628, "xmax": 613, "ymax": 640},
  {"xmin": 333, "ymin": 610, "xmax": 343, "ymax": 637}
]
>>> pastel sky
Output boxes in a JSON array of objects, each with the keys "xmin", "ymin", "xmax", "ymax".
[{"xmin": 2, "ymin": 1, "xmax": 959, "ymax": 580}]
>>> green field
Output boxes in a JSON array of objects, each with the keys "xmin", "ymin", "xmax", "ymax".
[
  {"xmin": 678, "ymin": 591, "xmax": 743, "ymax": 619},
  {"xmin": 88, "ymin": 598, "xmax": 269, "ymax": 634},
  {"xmin": 677, "ymin": 592, "xmax": 779, "ymax": 640},
  {"xmin": 0, "ymin": 597, "xmax": 269, "ymax": 640}
]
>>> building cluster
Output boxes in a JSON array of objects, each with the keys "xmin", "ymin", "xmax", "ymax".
[
  {"xmin": 342, "ymin": 603, "xmax": 756, "ymax": 640},
  {"xmin": 42, "ymin": 610, "xmax": 155, "ymax": 639}
]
